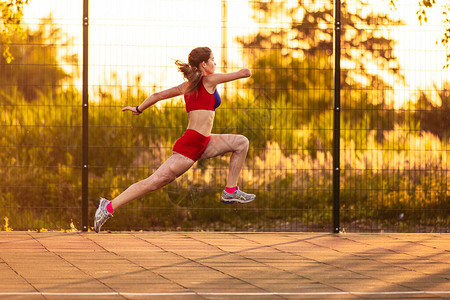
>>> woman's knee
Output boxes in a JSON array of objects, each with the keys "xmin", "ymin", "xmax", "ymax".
[
  {"xmin": 236, "ymin": 135, "xmax": 249, "ymax": 152},
  {"xmin": 155, "ymin": 171, "xmax": 177, "ymax": 189}
]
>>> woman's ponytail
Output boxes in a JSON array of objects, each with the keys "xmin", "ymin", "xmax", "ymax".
[
  {"xmin": 175, "ymin": 47, "xmax": 212, "ymax": 94},
  {"xmin": 175, "ymin": 60, "xmax": 202, "ymax": 94}
]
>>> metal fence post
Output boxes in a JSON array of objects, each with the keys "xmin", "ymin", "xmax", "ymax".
[
  {"xmin": 82, "ymin": 0, "xmax": 89, "ymax": 231},
  {"xmin": 333, "ymin": 0, "xmax": 341, "ymax": 233}
]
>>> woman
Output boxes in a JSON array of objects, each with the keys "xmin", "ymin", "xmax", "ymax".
[{"xmin": 94, "ymin": 47, "xmax": 255, "ymax": 233}]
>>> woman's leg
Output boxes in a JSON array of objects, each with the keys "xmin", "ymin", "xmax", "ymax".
[
  {"xmin": 111, "ymin": 153, "xmax": 195, "ymax": 210},
  {"xmin": 200, "ymin": 134, "xmax": 249, "ymax": 187}
]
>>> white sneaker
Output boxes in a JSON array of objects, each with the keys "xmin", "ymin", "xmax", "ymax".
[
  {"xmin": 221, "ymin": 188, "xmax": 255, "ymax": 204},
  {"xmin": 94, "ymin": 197, "xmax": 113, "ymax": 233}
]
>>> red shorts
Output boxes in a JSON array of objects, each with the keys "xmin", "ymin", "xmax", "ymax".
[{"xmin": 172, "ymin": 129, "xmax": 211, "ymax": 161}]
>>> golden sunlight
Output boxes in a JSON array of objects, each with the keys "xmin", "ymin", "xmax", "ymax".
[{"xmin": 22, "ymin": 0, "xmax": 447, "ymax": 108}]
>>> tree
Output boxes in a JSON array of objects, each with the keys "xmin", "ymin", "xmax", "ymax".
[
  {"xmin": 0, "ymin": 17, "xmax": 76, "ymax": 102},
  {"xmin": 235, "ymin": 0, "xmax": 405, "ymax": 147},
  {"xmin": 237, "ymin": 0, "xmax": 404, "ymax": 100},
  {"xmin": 0, "ymin": 0, "xmax": 29, "ymax": 63},
  {"xmin": 414, "ymin": 82, "xmax": 450, "ymax": 140}
]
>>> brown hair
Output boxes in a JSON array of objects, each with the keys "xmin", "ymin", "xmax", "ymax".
[{"xmin": 175, "ymin": 47, "xmax": 212, "ymax": 94}]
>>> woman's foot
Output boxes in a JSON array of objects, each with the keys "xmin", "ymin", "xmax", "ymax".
[
  {"xmin": 94, "ymin": 197, "xmax": 113, "ymax": 232},
  {"xmin": 221, "ymin": 188, "xmax": 255, "ymax": 204}
]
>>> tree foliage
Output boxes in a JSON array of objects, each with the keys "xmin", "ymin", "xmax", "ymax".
[
  {"xmin": 0, "ymin": 17, "xmax": 77, "ymax": 103},
  {"xmin": 0, "ymin": 0, "xmax": 29, "ymax": 63},
  {"xmin": 415, "ymin": 83, "xmax": 450, "ymax": 139},
  {"xmin": 237, "ymin": 0, "xmax": 404, "ymax": 95}
]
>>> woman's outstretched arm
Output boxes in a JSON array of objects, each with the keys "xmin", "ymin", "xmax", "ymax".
[
  {"xmin": 203, "ymin": 69, "xmax": 251, "ymax": 92},
  {"xmin": 122, "ymin": 82, "xmax": 187, "ymax": 115}
]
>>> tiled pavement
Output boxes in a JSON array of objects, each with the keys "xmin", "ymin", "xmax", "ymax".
[{"xmin": 0, "ymin": 232, "xmax": 449, "ymax": 299}]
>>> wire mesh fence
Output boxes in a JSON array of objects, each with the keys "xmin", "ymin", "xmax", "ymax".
[
  {"xmin": 340, "ymin": 0, "xmax": 449, "ymax": 232},
  {"xmin": 0, "ymin": 0, "xmax": 448, "ymax": 232}
]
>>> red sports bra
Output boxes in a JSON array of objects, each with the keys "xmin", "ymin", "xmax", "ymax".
[{"xmin": 184, "ymin": 77, "xmax": 221, "ymax": 112}]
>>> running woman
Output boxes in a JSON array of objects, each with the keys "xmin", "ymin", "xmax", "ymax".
[{"xmin": 94, "ymin": 47, "xmax": 255, "ymax": 232}]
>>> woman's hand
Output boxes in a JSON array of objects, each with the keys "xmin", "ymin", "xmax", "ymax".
[
  {"xmin": 239, "ymin": 68, "xmax": 252, "ymax": 78},
  {"xmin": 122, "ymin": 106, "xmax": 142, "ymax": 115}
]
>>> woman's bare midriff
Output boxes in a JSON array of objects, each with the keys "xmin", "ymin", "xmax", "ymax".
[{"xmin": 187, "ymin": 110, "xmax": 215, "ymax": 136}]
